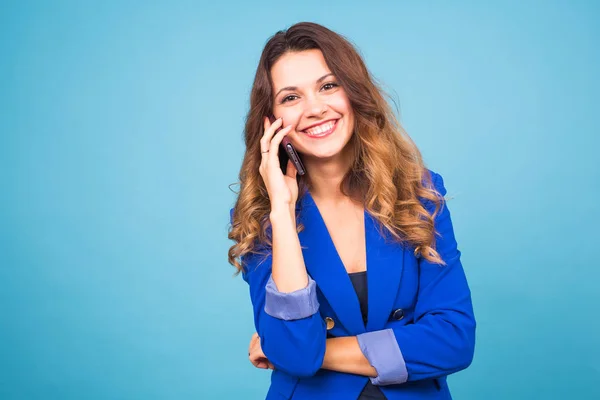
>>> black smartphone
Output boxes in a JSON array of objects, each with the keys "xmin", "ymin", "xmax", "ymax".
[{"xmin": 269, "ymin": 115, "xmax": 306, "ymax": 176}]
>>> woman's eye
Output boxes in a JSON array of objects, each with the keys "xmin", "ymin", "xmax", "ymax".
[
  {"xmin": 280, "ymin": 83, "xmax": 338, "ymax": 103},
  {"xmin": 281, "ymin": 95, "xmax": 298, "ymax": 103}
]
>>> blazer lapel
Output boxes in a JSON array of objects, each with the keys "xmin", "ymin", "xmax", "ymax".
[
  {"xmin": 365, "ymin": 212, "xmax": 405, "ymax": 332},
  {"xmin": 297, "ymin": 191, "xmax": 366, "ymax": 335}
]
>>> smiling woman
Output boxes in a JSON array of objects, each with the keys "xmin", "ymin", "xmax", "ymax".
[
  {"xmin": 228, "ymin": 22, "xmax": 475, "ymax": 400},
  {"xmin": 271, "ymin": 51, "xmax": 354, "ymax": 160}
]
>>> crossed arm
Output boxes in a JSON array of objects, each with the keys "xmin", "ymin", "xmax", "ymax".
[
  {"xmin": 249, "ymin": 329, "xmax": 377, "ymax": 377},
  {"xmin": 241, "ymin": 208, "xmax": 383, "ymax": 379},
  {"xmin": 240, "ymin": 172, "xmax": 475, "ymax": 384}
]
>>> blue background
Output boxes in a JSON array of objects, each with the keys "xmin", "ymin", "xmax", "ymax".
[{"xmin": 1, "ymin": 0, "xmax": 599, "ymax": 398}]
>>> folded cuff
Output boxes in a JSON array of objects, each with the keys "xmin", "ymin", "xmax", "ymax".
[
  {"xmin": 357, "ymin": 329, "xmax": 408, "ymax": 385},
  {"xmin": 264, "ymin": 275, "xmax": 320, "ymax": 320}
]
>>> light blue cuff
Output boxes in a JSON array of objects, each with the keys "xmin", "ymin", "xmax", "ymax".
[
  {"xmin": 357, "ymin": 328, "xmax": 408, "ymax": 385},
  {"xmin": 264, "ymin": 275, "xmax": 320, "ymax": 320}
]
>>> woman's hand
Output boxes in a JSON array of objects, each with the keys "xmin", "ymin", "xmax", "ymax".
[
  {"xmin": 248, "ymin": 332, "xmax": 275, "ymax": 370},
  {"xmin": 259, "ymin": 117, "xmax": 298, "ymax": 214}
]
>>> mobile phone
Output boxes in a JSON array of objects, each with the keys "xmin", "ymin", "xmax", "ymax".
[{"xmin": 268, "ymin": 115, "xmax": 306, "ymax": 176}]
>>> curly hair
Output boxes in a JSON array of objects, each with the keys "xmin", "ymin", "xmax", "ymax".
[{"xmin": 228, "ymin": 22, "xmax": 446, "ymax": 274}]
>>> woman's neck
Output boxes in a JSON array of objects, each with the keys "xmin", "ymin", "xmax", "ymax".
[{"xmin": 303, "ymin": 144, "xmax": 355, "ymax": 205}]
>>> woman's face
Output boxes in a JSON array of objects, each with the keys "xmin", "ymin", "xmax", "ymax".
[{"xmin": 270, "ymin": 49, "xmax": 355, "ymax": 161}]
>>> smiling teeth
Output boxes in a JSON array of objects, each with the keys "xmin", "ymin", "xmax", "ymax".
[{"xmin": 305, "ymin": 120, "xmax": 336, "ymax": 135}]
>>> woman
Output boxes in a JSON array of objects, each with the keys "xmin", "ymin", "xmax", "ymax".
[{"xmin": 228, "ymin": 22, "xmax": 476, "ymax": 400}]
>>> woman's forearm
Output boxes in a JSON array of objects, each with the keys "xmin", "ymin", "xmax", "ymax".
[
  {"xmin": 270, "ymin": 208, "xmax": 309, "ymax": 293},
  {"xmin": 321, "ymin": 336, "xmax": 377, "ymax": 377}
]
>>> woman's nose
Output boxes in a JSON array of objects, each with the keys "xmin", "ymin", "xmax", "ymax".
[{"xmin": 304, "ymin": 97, "xmax": 328, "ymax": 117}]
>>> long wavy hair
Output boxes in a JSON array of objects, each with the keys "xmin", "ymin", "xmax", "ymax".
[{"xmin": 228, "ymin": 22, "xmax": 446, "ymax": 274}]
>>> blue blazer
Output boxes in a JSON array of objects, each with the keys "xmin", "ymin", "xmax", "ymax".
[{"xmin": 238, "ymin": 171, "xmax": 476, "ymax": 399}]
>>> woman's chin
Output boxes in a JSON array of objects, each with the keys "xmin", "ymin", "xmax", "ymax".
[
  {"xmin": 302, "ymin": 148, "xmax": 346, "ymax": 162},
  {"xmin": 296, "ymin": 132, "xmax": 354, "ymax": 162}
]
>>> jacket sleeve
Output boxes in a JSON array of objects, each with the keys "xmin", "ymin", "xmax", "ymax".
[
  {"xmin": 357, "ymin": 171, "xmax": 476, "ymax": 385},
  {"xmin": 238, "ymin": 235, "xmax": 327, "ymax": 377}
]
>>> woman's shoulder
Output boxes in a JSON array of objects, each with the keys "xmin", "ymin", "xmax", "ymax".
[{"xmin": 424, "ymin": 168, "xmax": 446, "ymax": 195}]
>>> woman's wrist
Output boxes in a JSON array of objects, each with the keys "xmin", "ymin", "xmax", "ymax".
[
  {"xmin": 269, "ymin": 202, "xmax": 306, "ymax": 293},
  {"xmin": 322, "ymin": 337, "xmax": 378, "ymax": 377},
  {"xmin": 269, "ymin": 205, "xmax": 296, "ymax": 225}
]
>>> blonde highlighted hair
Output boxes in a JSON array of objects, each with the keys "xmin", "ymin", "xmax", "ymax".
[{"xmin": 228, "ymin": 22, "xmax": 446, "ymax": 274}]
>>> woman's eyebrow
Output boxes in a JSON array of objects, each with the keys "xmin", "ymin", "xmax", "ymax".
[{"xmin": 275, "ymin": 73, "xmax": 335, "ymax": 98}]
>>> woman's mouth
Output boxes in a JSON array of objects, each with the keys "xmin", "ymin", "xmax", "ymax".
[{"xmin": 301, "ymin": 119, "xmax": 339, "ymax": 139}]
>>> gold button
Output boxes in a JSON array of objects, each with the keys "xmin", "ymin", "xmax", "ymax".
[{"xmin": 325, "ymin": 317, "xmax": 335, "ymax": 330}]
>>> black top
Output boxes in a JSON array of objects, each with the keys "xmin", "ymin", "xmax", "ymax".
[{"xmin": 348, "ymin": 271, "xmax": 387, "ymax": 400}]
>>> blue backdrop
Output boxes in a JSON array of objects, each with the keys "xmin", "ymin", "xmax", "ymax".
[{"xmin": 1, "ymin": 0, "xmax": 599, "ymax": 398}]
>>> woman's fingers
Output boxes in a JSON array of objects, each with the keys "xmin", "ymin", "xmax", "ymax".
[
  {"xmin": 261, "ymin": 117, "xmax": 283, "ymax": 153},
  {"xmin": 249, "ymin": 347, "xmax": 270, "ymax": 369},
  {"xmin": 248, "ymin": 332, "xmax": 258, "ymax": 355},
  {"xmin": 248, "ymin": 350, "xmax": 264, "ymax": 368},
  {"xmin": 259, "ymin": 118, "xmax": 293, "ymax": 186},
  {"xmin": 258, "ymin": 116, "xmax": 299, "ymax": 207},
  {"xmin": 268, "ymin": 124, "xmax": 292, "ymax": 164},
  {"xmin": 249, "ymin": 352, "xmax": 273, "ymax": 370},
  {"xmin": 248, "ymin": 332, "xmax": 274, "ymax": 370},
  {"xmin": 248, "ymin": 332, "xmax": 260, "ymax": 359}
]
